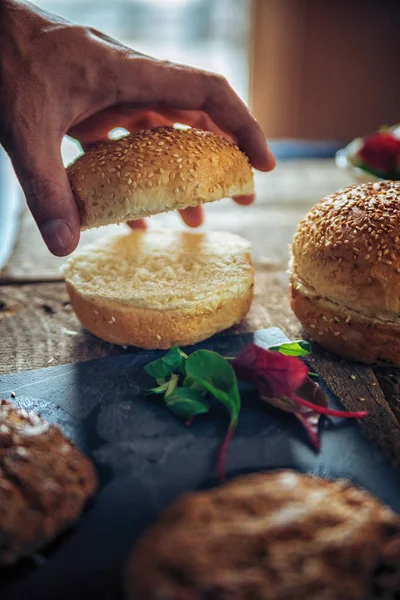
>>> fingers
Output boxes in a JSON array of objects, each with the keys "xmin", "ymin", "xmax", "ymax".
[
  {"xmin": 179, "ymin": 206, "xmax": 203, "ymax": 228},
  {"xmin": 118, "ymin": 58, "xmax": 275, "ymax": 171},
  {"xmin": 68, "ymin": 107, "xmax": 133, "ymax": 145},
  {"xmin": 233, "ymin": 194, "xmax": 255, "ymax": 206},
  {"xmin": 127, "ymin": 218, "xmax": 146, "ymax": 230},
  {"xmin": 10, "ymin": 139, "xmax": 80, "ymax": 256}
]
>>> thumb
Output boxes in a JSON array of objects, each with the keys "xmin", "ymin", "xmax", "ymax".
[{"xmin": 10, "ymin": 139, "xmax": 80, "ymax": 256}]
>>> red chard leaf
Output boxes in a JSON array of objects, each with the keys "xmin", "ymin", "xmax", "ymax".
[
  {"xmin": 293, "ymin": 406, "xmax": 321, "ymax": 449},
  {"xmin": 232, "ymin": 343, "xmax": 308, "ymax": 398},
  {"xmin": 234, "ymin": 344, "xmax": 367, "ymax": 450},
  {"xmin": 261, "ymin": 378, "xmax": 326, "ymax": 449},
  {"xmin": 297, "ymin": 377, "xmax": 328, "ymax": 408}
]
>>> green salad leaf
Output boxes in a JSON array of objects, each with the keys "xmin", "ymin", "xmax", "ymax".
[
  {"xmin": 164, "ymin": 387, "xmax": 210, "ymax": 420},
  {"xmin": 144, "ymin": 346, "xmax": 186, "ymax": 379},
  {"xmin": 268, "ymin": 340, "xmax": 311, "ymax": 357}
]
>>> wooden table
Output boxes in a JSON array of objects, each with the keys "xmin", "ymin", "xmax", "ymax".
[{"xmin": 2, "ymin": 159, "xmax": 400, "ymax": 468}]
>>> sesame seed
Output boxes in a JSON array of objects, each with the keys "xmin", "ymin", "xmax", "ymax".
[{"xmin": 333, "ymin": 331, "xmax": 340, "ymax": 336}]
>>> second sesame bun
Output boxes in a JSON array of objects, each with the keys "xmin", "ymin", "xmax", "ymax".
[
  {"xmin": 62, "ymin": 229, "xmax": 254, "ymax": 349},
  {"xmin": 67, "ymin": 127, "xmax": 254, "ymax": 229},
  {"xmin": 290, "ymin": 180, "xmax": 400, "ymax": 365}
]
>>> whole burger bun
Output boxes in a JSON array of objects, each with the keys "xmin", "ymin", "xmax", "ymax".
[{"xmin": 290, "ymin": 181, "xmax": 400, "ymax": 365}]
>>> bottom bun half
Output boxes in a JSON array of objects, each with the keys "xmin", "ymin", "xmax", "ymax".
[
  {"xmin": 290, "ymin": 281, "xmax": 400, "ymax": 366},
  {"xmin": 66, "ymin": 282, "xmax": 253, "ymax": 349}
]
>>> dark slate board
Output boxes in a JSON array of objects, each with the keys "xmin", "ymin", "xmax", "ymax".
[{"xmin": 1, "ymin": 327, "xmax": 400, "ymax": 600}]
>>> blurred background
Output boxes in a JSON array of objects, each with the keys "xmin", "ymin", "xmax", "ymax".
[
  {"xmin": 36, "ymin": 0, "xmax": 251, "ymax": 100},
  {"xmin": 32, "ymin": 0, "xmax": 399, "ymax": 162},
  {"xmin": 35, "ymin": 0, "xmax": 252, "ymax": 164}
]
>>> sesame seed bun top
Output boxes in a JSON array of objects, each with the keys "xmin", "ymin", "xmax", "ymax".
[
  {"xmin": 291, "ymin": 180, "xmax": 400, "ymax": 319},
  {"xmin": 67, "ymin": 126, "xmax": 254, "ymax": 229}
]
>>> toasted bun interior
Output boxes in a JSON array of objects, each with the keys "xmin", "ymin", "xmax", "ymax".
[
  {"xmin": 290, "ymin": 180, "xmax": 400, "ymax": 364},
  {"xmin": 63, "ymin": 228, "xmax": 254, "ymax": 348},
  {"xmin": 67, "ymin": 127, "xmax": 254, "ymax": 229}
]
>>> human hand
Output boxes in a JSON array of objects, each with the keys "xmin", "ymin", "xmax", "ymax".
[{"xmin": 0, "ymin": 0, "xmax": 275, "ymax": 256}]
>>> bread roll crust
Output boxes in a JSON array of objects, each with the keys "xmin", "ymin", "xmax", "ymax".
[
  {"xmin": 0, "ymin": 400, "xmax": 97, "ymax": 565},
  {"xmin": 67, "ymin": 126, "xmax": 254, "ymax": 229},
  {"xmin": 292, "ymin": 181, "xmax": 400, "ymax": 318},
  {"xmin": 290, "ymin": 276, "xmax": 400, "ymax": 365},
  {"xmin": 290, "ymin": 181, "xmax": 400, "ymax": 364},
  {"xmin": 126, "ymin": 470, "xmax": 400, "ymax": 599},
  {"xmin": 63, "ymin": 229, "xmax": 254, "ymax": 349},
  {"xmin": 66, "ymin": 281, "xmax": 253, "ymax": 349}
]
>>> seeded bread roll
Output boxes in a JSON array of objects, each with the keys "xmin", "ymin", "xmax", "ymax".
[
  {"xmin": 126, "ymin": 470, "xmax": 400, "ymax": 599},
  {"xmin": 67, "ymin": 126, "xmax": 254, "ymax": 229},
  {"xmin": 0, "ymin": 400, "xmax": 97, "ymax": 565},
  {"xmin": 62, "ymin": 229, "xmax": 254, "ymax": 349},
  {"xmin": 290, "ymin": 180, "xmax": 400, "ymax": 364}
]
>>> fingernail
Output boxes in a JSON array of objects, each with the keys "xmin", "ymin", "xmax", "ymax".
[{"xmin": 41, "ymin": 219, "xmax": 75, "ymax": 255}]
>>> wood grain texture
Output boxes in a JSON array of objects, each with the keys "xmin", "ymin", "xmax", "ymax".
[
  {"xmin": 307, "ymin": 349, "xmax": 400, "ymax": 469},
  {"xmin": 0, "ymin": 268, "xmax": 300, "ymax": 375}
]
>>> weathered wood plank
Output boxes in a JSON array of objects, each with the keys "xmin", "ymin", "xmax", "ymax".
[
  {"xmin": 0, "ymin": 268, "xmax": 300, "ymax": 375},
  {"xmin": 307, "ymin": 349, "xmax": 400, "ymax": 469}
]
